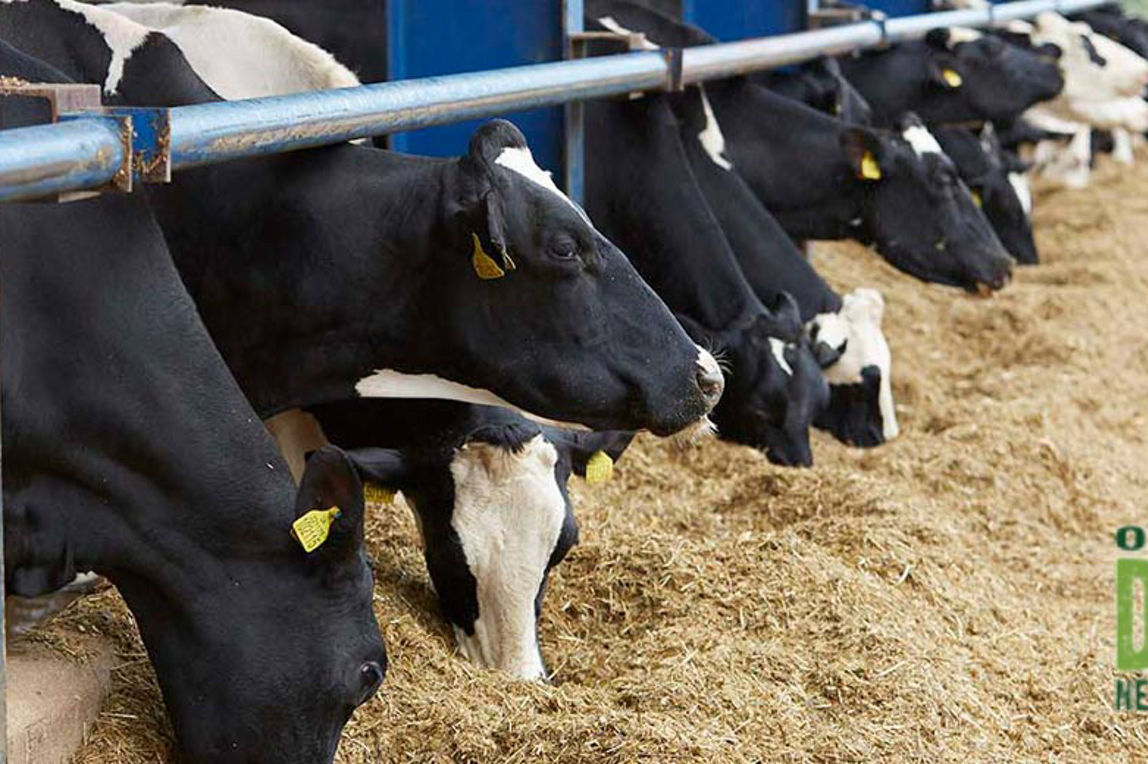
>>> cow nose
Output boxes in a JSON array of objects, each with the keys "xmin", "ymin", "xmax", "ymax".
[{"xmin": 695, "ymin": 350, "xmax": 725, "ymax": 406}]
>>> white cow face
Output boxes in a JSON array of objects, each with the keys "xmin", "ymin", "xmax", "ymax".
[{"xmin": 808, "ymin": 288, "xmax": 898, "ymax": 447}]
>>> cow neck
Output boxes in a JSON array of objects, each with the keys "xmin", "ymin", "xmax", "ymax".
[
  {"xmin": 150, "ymin": 144, "xmax": 457, "ymax": 418},
  {"xmin": 1, "ymin": 196, "xmax": 300, "ymax": 600},
  {"xmin": 586, "ymin": 95, "xmax": 764, "ymax": 339},
  {"xmin": 702, "ymin": 78, "xmax": 868, "ymax": 240}
]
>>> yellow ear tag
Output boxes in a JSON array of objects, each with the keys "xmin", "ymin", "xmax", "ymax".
[
  {"xmin": 291, "ymin": 507, "xmax": 342, "ymax": 553},
  {"xmin": 942, "ymin": 69, "xmax": 963, "ymax": 88},
  {"xmin": 471, "ymin": 233, "xmax": 505, "ymax": 280},
  {"xmin": 585, "ymin": 450, "xmax": 614, "ymax": 485},
  {"xmin": 364, "ymin": 484, "xmax": 395, "ymax": 505},
  {"xmin": 860, "ymin": 151, "xmax": 882, "ymax": 181},
  {"xmin": 971, "ymin": 189, "xmax": 982, "ymax": 208}
]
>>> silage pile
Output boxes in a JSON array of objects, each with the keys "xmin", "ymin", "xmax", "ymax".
[{"xmin": 40, "ymin": 156, "xmax": 1148, "ymax": 762}]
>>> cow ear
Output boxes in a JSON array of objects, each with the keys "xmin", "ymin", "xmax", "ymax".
[
  {"xmin": 462, "ymin": 120, "xmax": 525, "ymax": 276},
  {"xmin": 564, "ymin": 430, "xmax": 637, "ymax": 481},
  {"xmin": 293, "ymin": 445, "xmax": 366, "ymax": 559},
  {"xmin": 927, "ymin": 57, "xmax": 963, "ymax": 89},
  {"xmin": 924, "ymin": 28, "xmax": 952, "ymax": 50},
  {"xmin": 345, "ymin": 448, "xmax": 409, "ymax": 490},
  {"xmin": 840, "ymin": 128, "xmax": 886, "ymax": 182}
]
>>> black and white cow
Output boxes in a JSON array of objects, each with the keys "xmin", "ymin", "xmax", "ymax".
[
  {"xmin": 585, "ymin": 89, "xmax": 828, "ymax": 467},
  {"xmin": 585, "ymin": 1, "xmax": 1014, "ymax": 293},
  {"xmin": 755, "ymin": 52, "xmax": 1039, "ymax": 269},
  {"xmin": 839, "ymin": 27, "xmax": 1065, "ymax": 127},
  {"xmin": 669, "ymin": 85, "xmax": 898, "ymax": 447},
  {"xmin": 1, "ymin": 43, "xmax": 385, "ymax": 763},
  {"xmin": 933, "ymin": 125, "xmax": 1038, "ymax": 264},
  {"xmin": 1071, "ymin": 4, "xmax": 1148, "ymax": 60},
  {"xmin": 268, "ymin": 401, "xmax": 634, "ymax": 681},
  {"xmin": 0, "ymin": 0, "xmax": 724, "ymax": 438}
]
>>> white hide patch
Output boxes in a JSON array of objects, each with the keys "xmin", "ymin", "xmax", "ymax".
[
  {"xmin": 354, "ymin": 370, "xmax": 588, "ymax": 430},
  {"xmin": 595, "ymin": 15, "xmax": 659, "ymax": 51},
  {"xmin": 1008, "ymin": 171, "xmax": 1033, "ymax": 215},
  {"xmin": 697, "ymin": 85, "xmax": 733, "ymax": 171},
  {"xmin": 811, "ymin": 288, "xmax": 898, "ymax": 441},
  {"xmin": 494, "ymin": 146, "xmax": 592, "ymax": 225},
  {"xmin": 99, "ymin": 2, "xmax": 361, "ymax": 98},
  {"xmin": 449, "ymin": 435, "xmax": 565, "ymax": 680},
  {"xmin": 768, "ymin": 338, "xmax": 793, "ymax": 376},
  {"xmin": 46, "ymin": 0, "xmax": 151, "ymax": 93},
  {"xmin": 696, "ymin": 345, "xmax": 722, "ymax": 384},
  {"xmin": 902, "ymin": 124, "xmax": 944, "ymax": 157}
]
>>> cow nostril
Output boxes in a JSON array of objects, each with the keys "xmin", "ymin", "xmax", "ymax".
[
  {"xmin": 357, "ymin": 660, "xmax": 385, "ymax": 706},
  {"xmin": 696, "ymin": 365, "xmax": 724, "ymax": 403}
]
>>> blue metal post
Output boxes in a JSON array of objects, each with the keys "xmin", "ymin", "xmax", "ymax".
[{"xmin": 564, "ymin": 0, "xmax": 585, "ymax": 204}]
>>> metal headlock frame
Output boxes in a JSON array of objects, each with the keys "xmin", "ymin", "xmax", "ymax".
[{"xmin": 0, "ymin": 0, "xmax": 1109, "ymax": 204}]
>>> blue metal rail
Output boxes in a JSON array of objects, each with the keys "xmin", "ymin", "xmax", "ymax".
[{"xmin": 0, "ymin": 0, "xmax": 1110, "ymax": 202}]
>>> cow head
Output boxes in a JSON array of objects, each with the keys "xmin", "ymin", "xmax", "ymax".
[
  {"xmin": 117, "ymin": 447, "xmax": 385, "ymax": 763},
  {"xmin": 413, "ymin": 120, "xmax": 722, "ymax": 436},
  {"xmin": 923, "ymin": 28, "xmax": 1065, "ymax": 122},
  {"xmin": 697, "ymin": 294, "xmax": 829, "ymax": 467},
  {"xmin": 346, "ymin": 419, "xmax": 634, "ymax": 680},
  {"xmin": 840, "ymin": 116, "xmax": 1014, "ymax": 292},
  {"xmin": 809, "ymin": 288, "xmax": 897, "ymax": 447}
]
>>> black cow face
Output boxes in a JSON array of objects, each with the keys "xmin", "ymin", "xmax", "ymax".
[
  {"xmin": 347, "ymin": 422, "xmax": 634, "ymax": 680},
  {"xmin": 925, "ymin": 29, "xmax": 1065, "ymax": 123},
  {"xmin": 701, "ymin": 295, "xmax": 829, "ymax": 467},
  {"xmin": 123, "ymin": 447, "xmax": 385, "ymax": 764},
  {"xmin": 434, "ymin": 120, "xmax": 723, "ymax": 436},
  {"xmin": 841, "ymin": 118, "xmax": 1014, "ymax": 292}
]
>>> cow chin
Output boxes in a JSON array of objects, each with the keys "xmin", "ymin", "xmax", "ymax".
[{"xmin": 817, "ymin": 382, "xmax": 887, "ymax": 448}]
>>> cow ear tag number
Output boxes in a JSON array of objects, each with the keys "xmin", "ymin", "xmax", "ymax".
[
  {"xmin": 942, "ymin": 69, "xmax": 963, "ymax": 88},
  {"xmin": 472, "ymin": 233, "xmax": 506, "ymax": 280},
  {"xmin": 585, "ymin": 450, "xmax": 614, "ymax": 484},
  {"xmin": 860, "ymin": 152, "xmax": 882, "ymax": 181},
  {"xmin": 292, "ymin": 507, "xmax": 341, "ymax": 553}
]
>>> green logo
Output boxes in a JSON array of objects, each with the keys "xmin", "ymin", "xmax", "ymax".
[{"xmin": 1116, "ymin": 526, "xmax": 1148, "ymax": 710}]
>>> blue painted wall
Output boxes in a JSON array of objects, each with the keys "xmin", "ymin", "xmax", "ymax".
[
  {"xmin": 865, "ymin": 0, "xmax": 934, "ymax": 17},
  {"xmin": 681, "ymin": 0, "xmax": 806, "ymax": 39},
  {"xmin": 386, "ymin": 0, "xmax": 566, "ymax": 175}
]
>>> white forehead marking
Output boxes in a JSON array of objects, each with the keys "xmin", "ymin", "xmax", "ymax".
[
  {"xmin": 768, "ymin": 338, "xmax": 793, "ymax": 376},
  {"xmin": 354, "ymin": 370, "xmax": 587, "ymax": 430},
  {"xmin": 595, "ymin": 15, "xmax": 659, "ymax": 50},
  {"xmin": 810, "ymin": 288, "xmax": 898, "ymax": 441},
  {"xmin": 1008, "ymin": 171, "xmax": 1033, "ymax": 215},
  {"xmin": 97, "ymin": 1, "xmax": 360, "ymax": 99},
  {"xmin": 902, "ymin": 124, "xmax": 944, "ymax": 157},
  {"xmin": 494, "ymin": 146, "xmax": 592, "ymax": 225},
  {"xmin": 450, "ymin": 435, "xmax": 565, "ymax": 680},
  {"xmin": 945, "ymin": 27, "xmax": 983, "ymax": 47},
  {"xmin": 47, "ymin": 0, "xmax": 150, "ymax": 93},
  {"xmin": 697, "ymin": 85, "xmax": 733, "ymax": 171}
]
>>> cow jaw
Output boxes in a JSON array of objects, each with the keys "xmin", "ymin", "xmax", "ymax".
[
  {"xmin": 449, "ymin": 436, "xmax": 565, "ymax": 681},
  {"xmin": 354, "ymin": 370, "xmax": 588, "ymax": 430}
]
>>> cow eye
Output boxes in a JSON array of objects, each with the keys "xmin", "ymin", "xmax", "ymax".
[{"xmin": 549, "ymin": 238, "xmax": 580, "ymax": 261}]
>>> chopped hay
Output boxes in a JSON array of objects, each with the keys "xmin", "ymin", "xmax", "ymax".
[{"xmin": 50, "ymin": 155, "xmax": 1148, "ymax": 762}]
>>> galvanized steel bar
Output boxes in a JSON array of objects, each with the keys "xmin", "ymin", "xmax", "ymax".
[
  {"xmin": 0, "ymin": 116, "xmax": 126, "ymax": 202},
  {"xmin": 564, "ymin": 0, "xmax": 586, "ymax": 204},
  {"xmin": 0, "ymin": 0, "xmax": 1113, "ymax": 200},
  {"xmin": 167, "ymin": 51, "xmax": 668, "ymax": 170},
  {"xmin": 680, "ymin": 22, "xmax": 884, "ymax": 85}
]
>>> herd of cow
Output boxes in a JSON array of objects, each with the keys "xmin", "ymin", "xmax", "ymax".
[{"xmin": 1, "ymin": 0, "xmax": 1145, "ymax": 760}]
